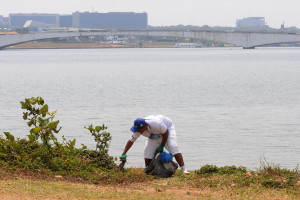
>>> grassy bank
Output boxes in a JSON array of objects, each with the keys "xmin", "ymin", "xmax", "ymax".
[
  {"xmin": 1, "ymin": 97, "xmax": 299, "ymax": 199},
  {"xmin": 0, "ymin": 166, "xmax": 299, "ymax": 200}
]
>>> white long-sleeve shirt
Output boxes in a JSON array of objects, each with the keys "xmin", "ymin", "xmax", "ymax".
[{"xmin": 129, "ymin": 115, "xmax": 173, "ymax": 142}]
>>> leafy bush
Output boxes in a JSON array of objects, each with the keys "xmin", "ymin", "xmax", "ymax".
[
  {"xmin": 0, "ymin": 97, "xmax": 116, "ymax": 172},
  {"xmin": 195, "ymin": 165, "xmax": 219, "ymax": 174},
  {"xmin": 218, "ymin": 165, "xmax": 247, "ymax": 174},
  {"xmin": 195, "ymin": 164, "xmax": 247, "ymax": 175},
  {"xmin": 85, "ymin": 124, "xmax": 111, "ymax": 153},
  {"xmin": 21, "ymin": 97, "xmax": 61, "ymax": 147}
]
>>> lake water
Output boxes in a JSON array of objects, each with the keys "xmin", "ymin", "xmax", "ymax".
[{"xmin": 0, "ymin": 47, "xmax": 300, "ymax": 170}]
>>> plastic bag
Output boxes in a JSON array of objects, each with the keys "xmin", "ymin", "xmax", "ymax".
[{"xmin": 144, "ymin": 152, "xmax": 178, "ymax": 178}]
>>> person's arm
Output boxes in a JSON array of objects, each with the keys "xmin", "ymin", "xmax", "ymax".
[
  {"xmin": 161, "ymin": 129, "xmax": 169, "ymax": 146},
  {"xmin": 156, "ymin": 127, "xmax": 169, "ymax": 153},
  {"xmin": 122, "ymin": 140, "xmax": 134, "ymax": 155},
  {"xmin": 120, "ymin": 140, "xmax": 134, "ymax": 162}
]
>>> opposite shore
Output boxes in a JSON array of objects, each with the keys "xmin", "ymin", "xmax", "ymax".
[{"xmin": 6, "ymin": 41, "xmax": 176, "ymax": 49}]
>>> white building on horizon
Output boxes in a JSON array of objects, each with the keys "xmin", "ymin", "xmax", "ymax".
[{"xmin": 236, "ymin": 17, "xmax": 266, "ymax": 28}]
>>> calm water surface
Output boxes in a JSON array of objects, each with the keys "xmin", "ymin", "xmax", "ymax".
[{"xmin": 0, "ymin": 48, "xmax": 299, "ymax": 170}]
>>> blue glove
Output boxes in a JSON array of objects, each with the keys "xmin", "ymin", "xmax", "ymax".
[{"xmin": 156, "ymin": 145, "xmax": 164, "ymax": 153}]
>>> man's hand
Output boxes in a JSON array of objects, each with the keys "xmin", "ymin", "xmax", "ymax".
[
  {"xmin": 120, "ymin": 154, "xmax": 127, "ymax": 163},
  {"xmin": 156, "ymin": 145, "xmax": 164, "ymax": 153}
]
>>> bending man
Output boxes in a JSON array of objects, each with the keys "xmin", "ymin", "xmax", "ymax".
[{"xmin": 121, "ymin": 115, "xmax": 189, "ymax": 174}]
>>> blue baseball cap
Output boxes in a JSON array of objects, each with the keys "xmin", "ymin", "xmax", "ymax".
[{"xmin": 130, "ymin": 118, "xmax": 146, "ymax": 133}]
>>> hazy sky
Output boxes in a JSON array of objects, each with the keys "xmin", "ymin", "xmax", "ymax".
[{"xmin": 1, "ymin": 0, "xmax": 299, "ymax": 28}]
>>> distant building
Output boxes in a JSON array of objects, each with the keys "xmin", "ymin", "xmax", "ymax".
[
  {"xmin": 7, "ymin": 12, "xmax": 148, "ymax": 29},
  {"xmin": 236, "ymin": 17, "xmax": 266, "ymax": 28},
  {"xmin": 0, "ymin": 16, "xmax": 9, "ymax": 28},
  {"xmin": 3, "ymin": 17, "xmax": 9, "ymax": 23},
  {"xmin": 72, "ymin": 12, "xmax": 148, "ymax": 30},
  {"xmin": 9, "ymin": 13, "xmax": 59, "ymax": 27},
  {"xmin": 59, "ymin": 15, "xmax": 72, "ymax": 27}
]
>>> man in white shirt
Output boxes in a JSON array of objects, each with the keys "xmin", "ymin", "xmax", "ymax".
[{"xmin": 120, "ymin": 115, "xmax": 189, "ymax": 174}]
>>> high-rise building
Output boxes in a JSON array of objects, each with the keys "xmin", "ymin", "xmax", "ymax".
[
  {"xmin": 7, "ymin": 12, "xmax": 148, "ymax": 29},
  {"xmin": 236, "ymin": 17, "xmax": 266, "ymax": 28},
  {"xmin": 59, "ymin": 15, "xmax": 72, "ymax": 27},
  {"xmin": 9, "ymin": 13, "xmax": 59, "ymax": 27},
  {"xmin": 72, "ymin": 12, "xmax": 148, "ymax": 30},
  {"xmin": 0, "ymin": 16, "xmax": 9, "ymax": 28}
]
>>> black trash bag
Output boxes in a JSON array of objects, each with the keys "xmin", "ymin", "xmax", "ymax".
[{"xmin": 144, "ymin": 152, "xmax": 178, "ymax": 178}]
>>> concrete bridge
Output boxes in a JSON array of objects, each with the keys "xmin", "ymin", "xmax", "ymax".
[{"xmin": 1, "ymin": 30, "xmax": 300, "ymax": 49}]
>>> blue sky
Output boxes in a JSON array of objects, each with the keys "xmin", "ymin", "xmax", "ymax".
[{"xmin": 1, "ymin": 0, "xmax": 300, "ymax": 28}]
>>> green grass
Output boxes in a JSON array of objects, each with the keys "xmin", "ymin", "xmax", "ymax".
[{"xmin": 1, "ymin": 167, "xmax": 299, "ymax": 200}]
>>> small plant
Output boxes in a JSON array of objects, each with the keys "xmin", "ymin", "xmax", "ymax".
[
  {"xmin": 20, "ymin": 97, "xmax": 61, "ymax": 147},
  {"xmin": 84, "ymin": 124, "xmax": 111, "ymax": 153},
  {"xmin": 83, "ymin": 124, "xmax": 115, "ymax": 169}
]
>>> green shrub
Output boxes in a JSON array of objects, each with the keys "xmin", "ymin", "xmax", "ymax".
[
  {"xmin": 218, "ymin": 165, "xmax": 247, "ymax": 174},
  {"xmin": 0, "ymin": 97, "xmax": 116, "ymax": 173},
  {"xmin": 21, "ymin": 97, "xmax": 61, "ymax": 147},
  {"xmin": 195, "ymin": 165, "xmax": 247, "ymax": 175},
  {"xmin": 85, "ymin": 124, "xmax": 111, "ymax": 153},
  {"xmin": 195, "ymin": 165, "xmax": 219, "ymax": 174}
]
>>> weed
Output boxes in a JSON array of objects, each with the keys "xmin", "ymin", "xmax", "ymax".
[{"xmin": 259, "ymin": 157, "xmax": 299, "ymax": 177}]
